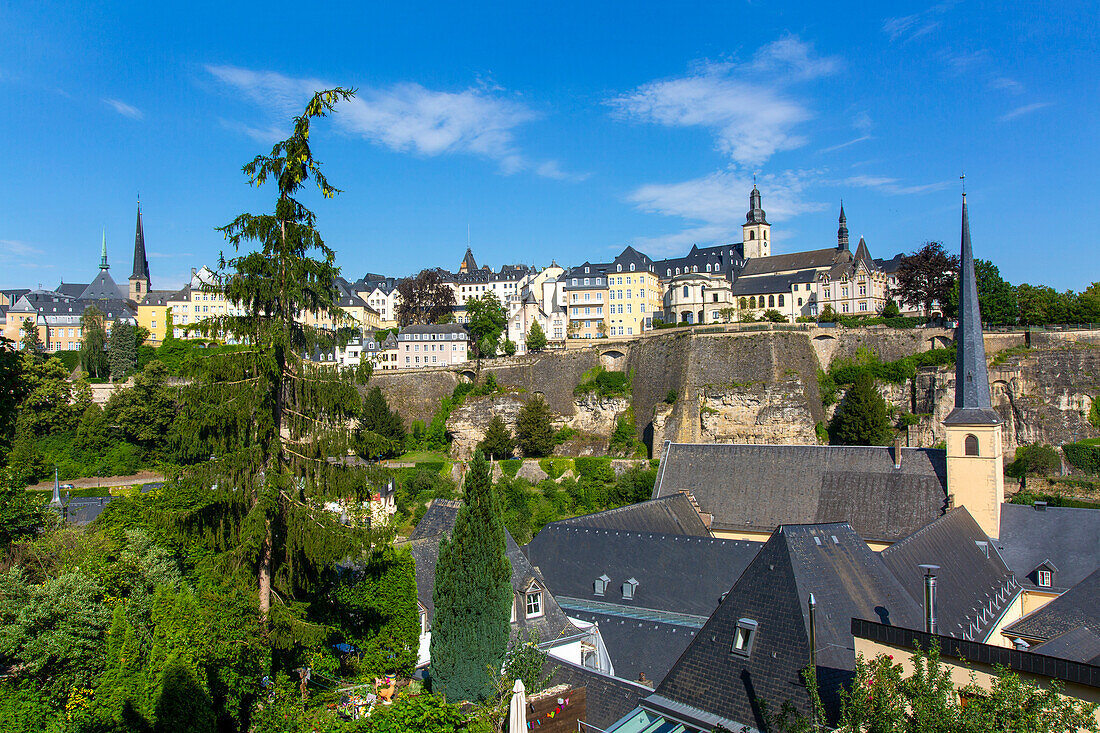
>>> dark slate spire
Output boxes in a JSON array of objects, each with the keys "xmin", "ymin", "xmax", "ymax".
[
  {"xmin": 460, "ymin": 247, "xmax": 478, "ymax": 273},
  {"xmin": 837, "ymin": 202, "xmax": 849, "ymax": 251},
  {"xmin": 131, "ymin": 201, "xmax": 150, "ymax": 280},
  {"xmin": 745, "ymin": 185, "xmax": 768, "ymax": 224},
  {"xmin": 944, "ymin": 194, "xmax": 1001, "ymax": 426}
]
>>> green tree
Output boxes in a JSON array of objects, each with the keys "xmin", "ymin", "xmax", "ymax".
[
  {"xmin": 360, "ymin": 386, "xmax": 406, "ymax": 446},
  {"xmin": 103, "ymin": 361, "xmax": 177, "ymax": 453},
  {"xmin": 895, "ymin": 241, "xmax": 959, "ymax": 317},
  {"xmin": 1005, "ymin": 443, "xmax": 1062, "ymax": 488},
  {"xmin": 429, "ymin": 451, "xmax": 511, "ymax": 702},
  {"xmin": 828, "ymin": 371, "xmax": 893, "ymax": 446},
  {"xmin": 0, "ymin": 337, "xmax": 26, "ymax": 459},
  {"xmin": 478, "ymin": 415, "xmax": 515, "ymax": 459},
  {"xmin": 395, "ymin": 269, "xmax": 457, "ymax": 326},
  {"xmin": 1077, "ymin": 282, "xmax": 1100, "ymax": 323},
  {"xmin": 1016, "ymin": 284, "xmax": 1072, "ymax": 326},
  {"xmin": 515, "ymin": 395, "xmax": 555, "ymax": 457},
  {"xmin": 152, "ymin": 660, "xmax": 215, "ymax": 733},
  {"xmin": 762, "ymin": 308, "xmax": 787, "ymax": 323},
  {"xmin": 80, "ymin": 305, "xmax": 109, "ymax": 379},
  {"xmin": 525, "ymin": 321, "xmax": 547, "ymax": 352},
  {"xmin": 502, "ymin": 339, "xmax": 516, "ymax": 356},
  {"xmin": 0, "ymin": 468, "xmax": 47, "ymax": 546},
  {"xmin": 818, "ymin": 304, "xmax": 838, "ymax": 322},
  {"xmin": 466, "ymin": 292, "xmax": 507, "ymax": 359},
  {"xmin": 16, "ymin": 352, "xmax": 89, "ymax": 437},
  {"xmin": 108, "ymin": 320, "xmax": 138, "ymax": 382},
  {"xmin": 171, "ymin": 89, "xmax": 389, "ymax": 628},
  {"xmin": 881, "ymin": 300, "xmax": 901, "ymax": 318},
  {"xmin": 18, "ymin": 320, "xmax": 42, "ymax": 357}
]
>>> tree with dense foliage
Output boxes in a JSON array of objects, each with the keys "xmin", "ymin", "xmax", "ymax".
[
  {"xmin": 818, "ymin": 304, "xmax": 838, "ymax": 322},
  {"xmin": 525, "ymin": 321, "xmax": 547, "ymax": 352},
  {"xmin": 395, "ymin": 269, "xmax": 457, "ymax": 326},
  {"xmin": 894, "ymin": 241, "xmax": 959, "ymax": 317},
  {"xmin": 762, "ymin": 308, "xmax": 787, "ymax": 323},
  {"xmin": 829, "ymin": 371, "xmax": 893, "ymax": 446},
  {"xmin": 0, "ymin": 469, "xmax": 47, "ymax": 546},
  {"xmin": 171, "ymin": 89, "xmax": 391, "ymax": 632},
  {"xmin": 359, "ymin": 386, "xmax": 406, "ymax": 459},
  {"xmin": 515, "ymin": 395, "xmax": 555, "ymax": 457},
  {"xmin": 1077, "ymin": 282, "xmax": 1100, "ymax": 323},
  {"xmin": 881, "ymin": 300, "xmax": 901, "ymax": 318},
  {"xmin": 0, "ymin": 337, "xmax": 25, "ymax": 459},
  {"xmin": 108, "ymin": 320, "xmax": 138, "ymax": 381},
  {"xmin": 478, "ymin": 415, "xmax": 515, "ymax": 459},
  {"xmin": 466, "ymin": 291, "xmax": 507, "ymax": 358},
  {"xmin": 430, "ymin": 451, "xmax": 511, "ymax": 702},
  {"xmin": 1016, "ymin": 283, "xmax": 1073, "ymax": 326},
  {"xmin": 18, "ymin": 320, "xmax": 42, "ymax": 357},
  {"xmin": 102, "ymin": 361, "xmax": 177, "ymax": 455},
  {"xmin": 79, "ymin": 305, "xmax": 109, "ymax": 379},
  {"xmin": 1005, "ymin": 443, "xmax": 1062, "ymax": 488}
]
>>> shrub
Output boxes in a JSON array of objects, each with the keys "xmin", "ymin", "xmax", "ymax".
[
  {"xmin": 575, "ymin": 457, "xmax": 614, "ymax": 484},
  {"xmin": 574, "ymin": 366, "xmax": 631, "ymax": 398},
  {"xmin": 664, "ymin": 389, "xmax": 678, "ymax": 404},
  {"xmin": 762, "ymin": 309, "xmax": 787, "ymax": 323},
  {"xmin": 499, "ymin": 459, "xmax": 522, "ymax": 477},
  {"xmin": 1063, "ymin": 441, "xmax": 1100, "ymax": 476},
  {"xmin": 828, "ymin": 371, "xmax": 893, "ymax": 446},
  {"xmin": 1005, "ymin": 444, "xmax": 1062, "ymax": 480}
]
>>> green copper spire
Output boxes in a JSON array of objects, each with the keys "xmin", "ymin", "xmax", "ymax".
[{"xmin": 99, "ymin": 229, "xmax": 109, "ymax": 271}]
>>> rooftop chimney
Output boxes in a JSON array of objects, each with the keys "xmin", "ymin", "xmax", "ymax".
[
  {"xmin": 919, "ymin": 565, "xmax": 939, "ymax": 635},
  {"xmin": 893, "ymin": 434, "xmax": 904, "ymax": 469}
]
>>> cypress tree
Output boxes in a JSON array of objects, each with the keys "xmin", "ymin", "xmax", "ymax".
[
  {"xmin": 477, "ymin": 415, "xmax": 515, "ymax": 459},
  {"xmin": 515, "ymin": 395, "xmax": 554, "ymax": 457},
  {"xmin": 361, "ymin": 386, "xmax": 406, "ymax": 444},
  {"xmin": 80, "ymin": 305, "xmax": 109, "ymax": 379},
  {"xmin": 109, "ymin": 320, "xmax": 137, "ymax": 381},
  {"xmin": 829, "ymin": 371, "xmax": 893, "ymax": 446},
  {"xmin": 429, "ymin": 451, "xmax": 511, "ymax": 701}
]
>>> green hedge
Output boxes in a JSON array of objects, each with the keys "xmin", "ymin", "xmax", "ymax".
[
  {"xmin": 538, "ymin": 458, "xmax": 573, "ymax": 479},
  {"xmin": 575, "ymin": 457, "xmax": 614, "ymax": 484},
  {"xmin": 1063, "ymin": 441, "xmax": 1100, "ymax": 476},
  {"xmin": 499, "ymin": 459, "xmax": 522, "ymax": 477},
  {"xmin": 414, "ymin": 461, "xmax": 445, "ymax": 475}
]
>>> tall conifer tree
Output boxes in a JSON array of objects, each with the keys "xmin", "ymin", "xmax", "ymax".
[
  {"xmin": 828, "ymin": 371, "xmax": 893, "ymax": 446},
  {"xmin": 80, "ymin": 305, "xmax": 109, "ymax": 379},
  {"xmin": 109, "ymin": 320, "xmax": 137, "ymax": 381},
  {"xmin": 429, "ymin": 451, "xmax": 511, "ymax": 701},
  {"xmin": 171, "ymin": 90, "xmax": 390, "ymax": 633}
]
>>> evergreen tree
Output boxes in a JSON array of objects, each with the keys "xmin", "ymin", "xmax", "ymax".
[
  {"xmin": 477, "ymin": 415, "xmax": 515, "ymax": 459},
  {"xmin": 19, "ymin": 320, "xmax": 42, "ymax": 357},
  {"xmin": 525, "ymin": 321, "xmax": 547, "ymax": 352},
  {"xmin": 361, "ymin": 386, "xmax": 406, "ymax": 444},
  {"xmin": 152, "ymin": 660, "xmax": 214, "ymax": 733},
  {"xmin": 429, "ymin": 451, "xmax": 511, "ymax": 702},
  {"xmin": 828, "ymin": 371, "xmax": 893, "ymax": 446},
  {"xmin": 0, "ymin": 337, "xmax": 27, "ymax": 459},
  {"xmin": 170, "ymin": 89, "xmax": 391, "ymax": 630},
  {"xmin": 80, "ymin": 305, "xmax": 109, "ymax": 379},
  {"xmin": 108, "ymin": 320, "xmax": 138, "ymax": 382},
  {"xmin": 515, "ymin": 395, "xmax": 554, "ymax": 457}
]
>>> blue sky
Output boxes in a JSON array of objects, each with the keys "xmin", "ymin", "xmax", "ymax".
[{"xmin": 1, "ymin": 1, "xmax": 1097, "ymax": 292}]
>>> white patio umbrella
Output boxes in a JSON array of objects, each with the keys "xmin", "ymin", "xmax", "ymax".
[{"xmin": 508, "ymin": 678, "xmax": 527, "ymax": 733}]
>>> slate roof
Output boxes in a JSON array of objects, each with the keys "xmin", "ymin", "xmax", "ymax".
[
  {"xmin": 525, "ymin": 524, "xmax": 760, "ymax": 617},
  {"xmin": 996, "ymin": 503, "xmax": 1100, "ymax": 592},
  {"xmin": 405, "ymin": 501, "xmax": 578, "ymax": 646},
  {"xmin": 80, "ymin": 269, "xmax": 127, "ymax": 301},
  {"xmin": 548, "ymin": 494, "xmax": 711, "ymax": 537},
  {"xmin": 654, "ymin": 443, "xmax": 948, "ymax": 543},
  {"xmin": 408, "ymin": 499, "xmax": 461, "ymax": 541},
  {"xmin": 654, "ymin": 522, "xmax": 922, "ymax": 729},
  {"xmin": 546, "ymin": 659, "xmax": 653, "ymax": 731},
  {"xmin": 565, "ymin": 609, "xmax": 698, "ymax": 685},
  {"xmin": 1029, "ymin": 626, "xmax": 1100, "ymax": 665},
  {"xmin": 654, "ymin": 243, "xmax": 745, "ymax": 279},
  {"xmin": 1004, "ymin": 568, "xmax": 1100, "ymax": 643},
  {"xmin": 731, "ymin": 269, "xmax": 818, "ymax": 296},
  {"xmin": 874, "ymin": 254, "xmax": 905, "ymax": 274},
  {"xmin": 55, "ymin": 283, "xmax": 86, "ymax": 298},
  {"xmin": 398, "ymin": 323, "xmax": 468, "ymax": 337},
  {"xmin": 881, "ymin": 507, "xmax": 1019, "ymax": 641},
  {"xmin": 132, "ymin": 204, "xmax": 150, "ymax": 280},
  {"xmin": 738, "ymin": 247, "xmax": 845, "ymax": 277}
]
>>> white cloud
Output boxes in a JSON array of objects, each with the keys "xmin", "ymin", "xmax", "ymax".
[
  {"xmin": 991, "ymin": 77, "xmax": 1024, "ymax": 94},
  {"xmin": 207, "ymin": 65, "xmax": 570, "ymax": 178},
  {"xmin": 999, "ymin": 102, "xmax": 1052, "ymax": 122},
  {"xmin": 883, "ymin": 3, "xmax": 956, "ymax": 42},
  {"xmin": 626, "ymin": 169, "xmax": 825, "ymax": 255},
  {"xmin": 0, "ymin": 239, "xmax": 43, "ymax": 258},
  {"xmin": 608, "ymin": 36, "xmax": 840, "ymax": 167},
  {"xmin": 843, "ymin": 174, "xmax": 950, "ymax": 195},
  {"xmin": 104, "ymin": 98, "xmax": 144, "ymax": 120},
  {"xmin": 819, "ymin": 135, "xmax": 872, "ymax": 154}
]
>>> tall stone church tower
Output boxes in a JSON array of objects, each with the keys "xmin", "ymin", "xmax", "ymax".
[
  {"xmin": 944, "ymin": 193, "xmax": 1004, "ymax": 538},
  {"xmin": 129, "ymin": 201, "xmax": 150, "ymax": 302},
  {"xmin": 837, "ymin": 202, "xmax": 849, "ymax": 251},
  {"xmin": 742, "ymin": 185, "xmax": 770, "ymax": 259}
]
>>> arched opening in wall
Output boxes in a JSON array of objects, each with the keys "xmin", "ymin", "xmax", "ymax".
[
  {"xmin": 965, "ymin": 434, "xmax": 980, "ymax": 456},
  {"xmin": 600, "ymin": 350, "xmax": 626, "ymax": 370},
  {"xmin": 460, "ymin": 370, "xmax": 477, "ymax": 383},
  {"xmin": 929, "ymin": 335, "xmax": 953, "ymax": 350},
  {"xmin": 813, "ymin": 334, "xmax": 837, "ymax": 342}
]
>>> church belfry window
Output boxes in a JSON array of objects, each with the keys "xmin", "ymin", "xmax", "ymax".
[
  {"xmin": 749, "ymin": 231, "xmax": 756, "ymax": 240},
  {"xmin": 965, "ymin": 434, "xmax": 979, "ymax": 456}
]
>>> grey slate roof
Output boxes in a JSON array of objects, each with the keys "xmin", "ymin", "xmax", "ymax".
[
  {"xmin": 408, "ymin": 499, "xmax": 461, "ymax": 541},
  {"xmin": 56, "ymin": 283, "xmax": 86, "ymax": 298},
  {"xmin": 546, "ymin": 659, "xmax": 653, "ymax": 731},
  {"xmin": 565, "ymin": 609, "xmax": 698, "ymax": 685},
  {"xmin": 132, "ymin": 204, "xmax": 150, "ymax": 280},
  {"xmin": 525, "ymin": 524, "xmax": 760, "ymax": 617},
  {"xmin": 398, "ymin": 323, "xmax": 468, "ymax": 337},
  {"xmin": 80, "ymin": 269, "xmax": 127, "ymax": 301},
  {"xmin": 1029, "ymin": 626, "xmax": 1100, "ymax": 665},
  {"xmin": 881, "ymin": 507, "xmax": 1019, "ymax": 641},
  {"xmin": 405, "ymin": 502, "xmax": 578, "ymax": 646},
  {"xmin": 738, "ymin": 247, "xmax": 844, "ymax": 276},
  {"xmin": 731, "ymin": 269, "xmax": 818, "ymax": 296},
  {"xmin": 996, "ymin": 503, "xmax": 1100, "ymax": 592},
  {"xmin": 654, "ymin": 522, "xmax": 922, "ymax": 729},
  {"xmin": 654, "ymin": 443, "xmax": 948, "ymax": 543},
  {"xmin": 1004, "ymin": 568, "xmax": 1100, "ymax": 643},
  {"xmin": 548, "ymin": 494, "xmax": 711, "ymax": 537}
]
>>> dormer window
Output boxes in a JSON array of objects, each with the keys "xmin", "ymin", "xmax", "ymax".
[
  {"xmin": 1037, "ymin": 570, "xmax": 1052, "ymax": 588},
  {"xmin": 617, "ymin": 264, "xmax": 622, "ymax": 272},
  {"xmin": 594, "ymin": 574, "xmax": 610, "ymax": 596},
  {"xmin": 622, "ymin": 577, "xmax": 638, "ymax": 600},
  {"xmin": 525, "ymin": 583, "xmax": 544, "ymax": 618},
  {"xmin": 731, "ymin": 618, "xmax": 758, "ymax": 657}
]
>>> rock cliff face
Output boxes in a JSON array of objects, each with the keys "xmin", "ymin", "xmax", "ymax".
[{"xmin": 372, "ymin": 329, "xmax": 1100, "ymax": 460}]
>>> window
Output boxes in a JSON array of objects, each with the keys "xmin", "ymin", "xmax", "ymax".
[
  {"xmin": 749, "ymin": 231, "xmax": 756, "ymax": 240},
  {"xmin": 525, "ymin": 586, "xmax": 543, "ymax": 618},
  {"xmin": 683, "ymin": 286, "xmax": 689, "ymax": 298},
  {"xmin": 768, "ymin": 295, "xmax": 775, "ymax": 308},
  {"xmin": 622, "ymin": 577, "xmax": 638, "ymax": 600},
  {"xmin": 630, "ymin": 264, "xmax": 636, "ymax": 271},
  {"xmin": 965, "ymin": 434, "xmax": 979, "ymax": 456},
  {"xmin": 731, "ymin": 618, "xmax": 758, "ymax": 657},
  {"xmin": 778, "ymin": 294, "xmax": 784, "ymax": 307},
  {"xmin": 1037, "ymin": 569, "xmax": 1052, "ymax": 588},
  {"xmin": 842, "ymin": 303, "xmax": 849, "ymax": 313},
  {"xmin": 797, "ymin": 298, "xmax": 803, "ymax": 307}
]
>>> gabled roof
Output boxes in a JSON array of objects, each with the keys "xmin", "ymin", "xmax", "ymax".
[
  {"xmin": 881, "ymin": 507, "xmax": 1018, "ymax": 641},
  {"xmin": 525, "ymin": 524, "xmax": 760, "ymax": 617},
  {"xmin": 1029, "ymin": 626, "xmax": 1100, "ymax": 665},
  {"xmin": 654, "ymin": 443, "xmax": 948, "ymax": 543},
  {"xmin": 566, "ymin": 609, "xmax": 699, "ymax": 685},
  {"xmin": 138, "ymin": 290, "xmax": 176, "ymax": 307},
  {"xmin": 996, "ymin": 503, "xmax": 1100, "ymax": 592},
  {"xmin": 55, "ymin": 283, "xmax": 86, "ymax": 298},
  {"xmin": 737, "ymin": 247, "xmax": 844, "ymax": 276},
  {"xmin": 1004, "ymin": 568, "xmax": 1100, "ymax": 643},
  {"xmin": 549, "ymin": 494, "xmax": 710, "ymax": 537},
  {"xmin": 653, "ymin": 523, "xmax": 922, "ymax": 729},
  {"xmin": 547, "ymin": 659, "xmax": 654, "ymax": 731},
  {"xmin": 80, "ymin": 269, "xmax": 127, "ymax": 301}
]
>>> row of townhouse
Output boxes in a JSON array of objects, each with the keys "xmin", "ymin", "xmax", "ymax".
[{"xmin": 311, "ymin": 323, "xmax": 470, "ymax": 371}]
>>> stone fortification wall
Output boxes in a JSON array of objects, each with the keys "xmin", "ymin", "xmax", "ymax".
[{"xmin": 368, "ymin": 369, "xmax": 460, "ymax": 427}]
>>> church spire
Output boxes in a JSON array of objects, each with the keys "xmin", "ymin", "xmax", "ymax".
[
  {"xmin": 837, "ymin": 201, "xmax": 849, "ymax": 251},
  {"xmin": 944, "ymin": 194, "xmax": 1000, "ymax": 426},
  {"xmin": 99, "ymin": 229, "xmax": 109, "ymax": 271},
  {"xmin": 745, "ymin": 185, "xmax": 768, "ymax": 225},
  {"xmin": 131, "ymin": 200, "xmax": 150, "ymax": 281}
]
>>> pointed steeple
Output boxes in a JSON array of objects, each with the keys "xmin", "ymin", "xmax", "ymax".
[
  {"xmin": 944, "ymin": 194, "xmax": 1000, "ymax": 426},
  {"xmin": 131, "ymin": 200, "xmax": 150, "ymax": 280},
  {"xmin": 837, "ymin": 202, "xmax": 849, "ymax": 251},
  {"xmin": 745, "ymin": 185, "xmax": 768, "ymax": 224},
  {"xmin": 99, "ymin": 229, "xmax": 109, "ymax": 271}
]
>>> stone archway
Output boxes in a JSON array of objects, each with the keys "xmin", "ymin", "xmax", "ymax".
[
  {"xmin": 929, "ymin": 335, "xmax": 953, "ymax": 350},
  {"xmin": 459, "ymin": 369, "xmax": 477, "ymax": 383},
  {"xmin": 600, "ymin": 349, "xmax": 626, "ymax": 370}
]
